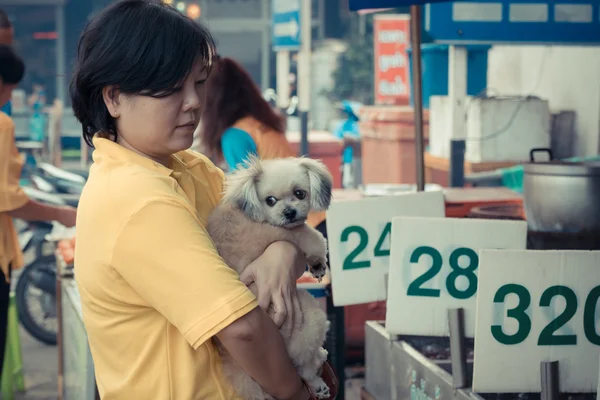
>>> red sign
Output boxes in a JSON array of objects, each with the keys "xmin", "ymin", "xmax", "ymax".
[{"xmin": 374, "ymin": 15, "xmax": 411, "ymax": 106}]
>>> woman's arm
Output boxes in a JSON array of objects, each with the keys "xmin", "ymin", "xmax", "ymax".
[
  {"xmin": 9, "ymin": 200, "xmax": 77, "ymax": 227},
  {"xmin": 217, "ymin": 307, "xmax": 311, "ymax": 400},
  {"xmin": 221, "ymin": 127, "xmax": 259, "ymax": 171},
  {"xmin": 111, "ymin": 200, "xmax": 310, "ymax": 400},
  {"xmin": 218, "ymin": 242, "xmax": 310, "ymax": 399},
  {"xmin": 239, "ymin": 241, "xmax": 306, "ymax": 329},
  {"xmin": 0, "ymin": 117, "xmax": 76, "ymax": 227}
]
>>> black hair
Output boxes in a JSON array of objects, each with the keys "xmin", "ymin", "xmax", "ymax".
[
  {"xmin": 0, "ymin": 44, "xmax": 25, "ymax": 85},
  {"xmin": 0, "ymin": 9, "xmax": 11, "ymax": 29},
  {"xmin": 70, "ymin": 0, "xmax": 216, "ymax": 147}
]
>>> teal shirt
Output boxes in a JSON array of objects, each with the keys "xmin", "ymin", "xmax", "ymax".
[
  {"xmin": 221, "ymin": 127, "xmax": 258, "ymax": 171},
  {"xmin": 1, "ymin": 101, "xmax": 11, "ymax": 116}
]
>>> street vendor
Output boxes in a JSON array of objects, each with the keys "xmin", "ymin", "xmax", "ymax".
[
  {"xmin": 0, "ymin": 44, "xmax": 76, "ymax": 384},
  {"xmin": 194, "ymin": 56, "xmax": 328, "ymax": 229},
  {"xmin": 0, "ymin": 9, "xmax": 13, "ymax": 116},
  {"xmin": 71, "ymin": 1, "xmax": 321, "ymax": 399},
  {"xmin": 194, "ymin": 56, "xmax": 295, "ymax": 172}
]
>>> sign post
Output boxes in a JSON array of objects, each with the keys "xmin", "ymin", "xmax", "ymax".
[
  {"xmin": 297, "ymin": 0, "xmax": 311, "ymax": 156},
  {"xmin": 272, "ymin": 0, "xmax": 301, "ymax": 51},
  {"xmin": 373, "ymin": 14, "xmax": 411, "ymax": 106},
  {"xmin": 473, "ymin": 250, "xmax": 600, "ymax": 394},
  {"xmin": 597, "ymin": 353, "xmax": 600, "ymax": 399},
  {"xmin": 327, "ymin": 192, "xmax": 445, "ymax": 306},
  {"xmin": 385, "ymin": 217, "xmax": 528, "ymax": 337},
  {"xmin": 272, "ymin": 0, "xmax": 301, "ymax": 128}
]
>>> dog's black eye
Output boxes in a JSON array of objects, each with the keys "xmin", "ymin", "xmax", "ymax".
[
  {"xmin": 294, "ymin": 190, "xmax": 306, "ymax": 200},
  {"xmin": 266, "ymin": 196, "xmax": 277, "ymax": 207}
]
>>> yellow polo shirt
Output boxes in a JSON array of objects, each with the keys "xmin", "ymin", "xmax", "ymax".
[
  {"xmin": 0, "ymin": 112, "xmax": 28, "ymax": 279},
  {"xmin": 75, "ymin": 137, "xmax": 257, "ymax": 400}
]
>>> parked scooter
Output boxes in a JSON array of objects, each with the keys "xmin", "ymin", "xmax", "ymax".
[
  {"xmin": 15, "ymin": 161, "xmax": 84, "ymax": 345},
  {"xmin": 15, "ymin": 188, "xmax": 72, "ymax": 345},
  {"xmin": 28, "ymin": 162, "xmax": 85, "ymax": 196}
]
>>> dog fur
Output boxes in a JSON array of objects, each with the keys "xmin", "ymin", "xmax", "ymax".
[{"xmin": 207, "ymin": 155, "xmax": 333, "ymax": 399}]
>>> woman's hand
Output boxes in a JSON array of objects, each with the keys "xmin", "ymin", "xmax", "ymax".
[
  {"xmin": 240, "ymin": 241, "xmax": 306, "ymax": 330},
  {"xmin": 57, "ymin": 206, "xmax": 77, "ymax": 227}
]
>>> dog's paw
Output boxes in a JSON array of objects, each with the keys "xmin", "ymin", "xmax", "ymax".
[
  {"xmin": 309, "ymin": 263, "xmax": 327, "ymax": 282},
  {"xmin": 316, "ymin": 347, "xmax": 328, "ymax": 367},
  {"xmin": 308, "ymin": 377, "xmax": 330, "ymax": 399}
]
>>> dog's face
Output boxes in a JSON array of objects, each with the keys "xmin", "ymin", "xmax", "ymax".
[{"xmin": 222, "ymin": 156, "xmax": 333, "ymax": 228}]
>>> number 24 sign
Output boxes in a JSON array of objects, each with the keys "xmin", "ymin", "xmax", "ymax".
[
  {"xmin": 474, "ymin": 250, "xmax": 600, "ymax": 394},
  {"xmin": 327, "ymin": 192, "xmax": 445, "ymax": 307},
  {"xmin": 385, "ymin": 217, "xmax": 527, "ymax": 337}
]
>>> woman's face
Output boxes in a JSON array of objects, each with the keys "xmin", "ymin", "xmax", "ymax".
[{"xmin": 105, "ymin": 60, "xmax": 209, "ymax": 164}]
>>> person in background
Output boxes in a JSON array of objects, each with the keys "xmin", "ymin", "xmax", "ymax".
[
  {"xmin": 0, "ymin": 44, "xmax": 77, "ymax": 384},
  {"xmin": 333, "ymin": 100, "xmax": 362, "ymax": 188},
  {"xmin": 195, "ymin": 56, "xmax": 295, "ymax": 172},
  {"xmin": 0, "ymin": 9, "xmax": 13, "ymax": 116},
  {"xmin": 70, "ymin": 2, "xmax": 318, "ymax": 399}
]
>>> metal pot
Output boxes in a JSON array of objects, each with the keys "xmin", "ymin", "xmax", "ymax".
[{"xmin": 523, "ymin": 148, "xmax": 600, "ymax": 233}]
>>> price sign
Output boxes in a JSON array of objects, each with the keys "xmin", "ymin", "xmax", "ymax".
[
  {"xmin": 327, "ymin": 192, "xmax": 445, "ymax": 306},
  {"xmin": 473, "ymin": 250, "xmax": 600, "ymax": 393},
  {"xmin": 385, "ymin": 217, "xmax": 527, "ymax": 337},
  {"xmin": 374, "ymin": 14, "xmax": 411, "ymax": 106}
]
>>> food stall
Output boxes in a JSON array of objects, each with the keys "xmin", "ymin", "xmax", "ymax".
[
  {"xmin": 55, "ymin": 237, "xmax": 99, "ymax": 400},
  {"xmin": 323, "ymin": 1, "xmax": 600, "ymax": 399}
]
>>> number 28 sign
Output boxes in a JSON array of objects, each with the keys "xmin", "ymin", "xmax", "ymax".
[
  {"xmin": 385, "ymin": 217, "xmax": 527, "ymax": 337},
  {"xmin": 473, "ymin": 250, "xmax": 600, "ymax": 394},
  {"xmin": 327, "ymin": 192, "xmax": 445, "ymax": 306}
]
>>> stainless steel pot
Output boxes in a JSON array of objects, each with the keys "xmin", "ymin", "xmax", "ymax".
[{"xmin": 523, "ymin": 148, "xmax": 600, "ymax": 233}]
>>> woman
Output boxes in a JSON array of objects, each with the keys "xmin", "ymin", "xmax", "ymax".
[
  {"xmin": 195, "ymin": 57, "xmax": 329, "ymax": 229},
  {"xmin": 0, "ymin": 44, "xmax": 76, "ymax": 381},
  {"xmin": 0, "ymin": 9, "xmax": 13, "ymax": 116},
  {"xmin": 71, "ymin": 2, "xmax": 318, "ymax": 399},
  {"xmin": 196, "ymin": 56, "xmax": 295, "ymax": 172}
]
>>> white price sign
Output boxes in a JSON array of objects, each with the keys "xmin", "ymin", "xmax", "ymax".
[
  {"xmin": 327, "ymin": 192, "xmax": 445, "ymax": 306},
  {"xmin": 473, "ymin": 250, "xmax": 600, "ymax": 393},
  {"xmin": 385, "ymin": 217, "xmax": 527, "ymax": 337}
]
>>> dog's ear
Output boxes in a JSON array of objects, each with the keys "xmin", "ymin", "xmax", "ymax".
[
  {"xmin": 222, "ymin": 155, "xmax": 264, "ymax": 220},
  {"xmin": 299, "ymin": 158, "xmax": 333, "ymax": 211}
]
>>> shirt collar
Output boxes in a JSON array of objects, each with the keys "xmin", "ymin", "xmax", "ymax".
[{"xmin": 92, "ymin": 137, "xmax": 177, "ymax": 176}]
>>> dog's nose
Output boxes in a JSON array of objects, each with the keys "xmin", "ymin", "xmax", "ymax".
[{"xmin": 284, "ymin": 208, "xmax": 297, "ymax": 220}]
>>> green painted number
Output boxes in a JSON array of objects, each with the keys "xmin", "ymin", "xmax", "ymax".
[
  {"xmin": 340, "ymin": 224, "xmax": 392, "ymax": 270},
  {"xmin": 341, "ymin": 226, "xmax": 370, "ymax": 270},
  {"xmin": 583, "ymin": 285, "xmax": 600, "ymax": 345},
  {"xmin": 491, "ymin": 284, "xmax": 532, "ymax": 345},
  {"xmin": 446, "ymin": 247, "xmax": 479, "ymax": 300},
  {"xmin": 373, "ymin": 222, "xmax": 391, "ymax": 257},
  {"xmin": 492, "ymin": 284, "xmax": 599, "ymax": 346},
  {"xmin": 406, "ymin": 246, "xmax": 443, "ymax": 298},
  {"xmin": 538, "ymin": 285, "xmax": 578, "ymax": 346},
  {"xmin": 406, "ymin": 246, "xmax": 478, "ymax": 299}
]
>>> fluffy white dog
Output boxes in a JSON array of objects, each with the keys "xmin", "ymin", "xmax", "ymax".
[{"xmin": 207, "ymin": 155, "xmax": 333, "ymax": 399}]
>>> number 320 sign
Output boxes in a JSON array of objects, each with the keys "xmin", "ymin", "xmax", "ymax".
[
  {"xmin": 473, "ymin": 250, "xmax": 600, "ymax": 394},
  {"xmin": 385, "ymin": 217, "xmax": 527, "ymax": 337}
]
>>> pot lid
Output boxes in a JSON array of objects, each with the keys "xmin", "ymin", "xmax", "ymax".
[{"xmin": 524, "ymin": 160, "xmax": 600, "ymax": 176}]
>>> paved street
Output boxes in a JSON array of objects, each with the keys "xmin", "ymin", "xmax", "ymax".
[{"xmin": 15, "ymin": 327, "xmax": 58, "ymax": 400}]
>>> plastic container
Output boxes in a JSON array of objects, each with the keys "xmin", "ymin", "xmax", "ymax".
[
  {"xmin": 297, "ymin": 280, "xmax": 328, "ymax": 314},
  {"xmin": 407, "ymin": 44, "xmax": 491, "ymax": 108},
  {"xmin": 287, "ymin": 131, "xmax": 343, "ymax": 189},
  {"xmin": 359, "ymin": 106, "xmax": 429, "ymax": 185}
]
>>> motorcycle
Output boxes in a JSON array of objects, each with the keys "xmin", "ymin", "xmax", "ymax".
[{"xmin": 15, "ymin": 166, "xmax": 83, "ymax": 345}]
